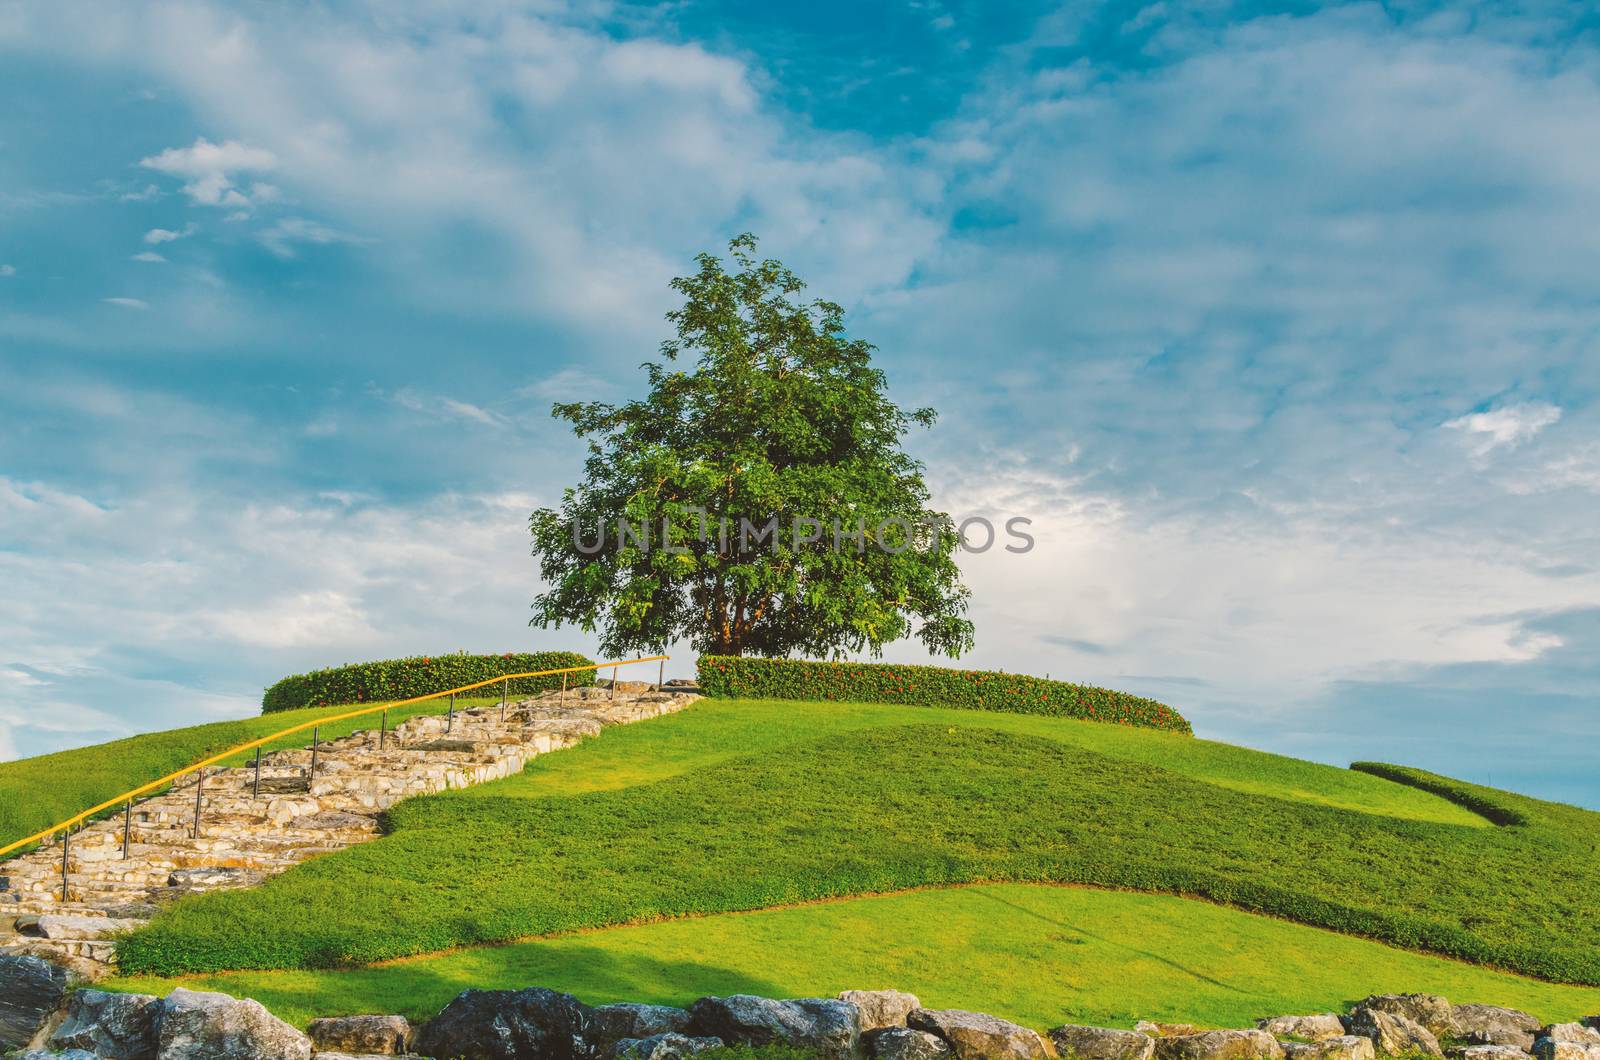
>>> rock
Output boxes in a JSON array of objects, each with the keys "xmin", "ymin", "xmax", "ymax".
[
  {"xmin": 1258, "ymin": 1016, "xmax": 1348, "ymax": 1043},
  {"xmin": 613, "ymin": 1032, "xmax": 726, "ymax": 1059},
  {"xmin": 17, "ymin": 1050, "xmax": 99, "ymax": 1059},
  {"xmin": 156, "ymin": 987, "xmax": 313, "ymax": 1060},
  {"xmin": 1153, "ymin": 1029, "xmax": 1286, "ymax": 1060},
  {"xmin": 1586, "ymin": 1022, "xmax": 1600, "ymax": 1032},
  {"xmin": 589, "ymin": 1003, "xmax": 692, "ymax": 1053},
  {"xmin": 1448, "ymin": 1046, "xmax": 1532, "ymax": 1060},
  {"xmin": 1357, "ymin": 997, "xmax": 1455, "ymax": 1039},
  {"xmin": 907, "ymin": 1008, "xmax": 1051, "ymax": 1060},
  {"xmin": 690, "ymin": 995, "xmax": 861, "ymax": 1059},
  {"xmin": 48, "ymin": 988, "xmax": 162, "ymax": 1058},
  {"xmin": 869, "ymin": 1027, "xmax": 958, "ymax": 1060},
  {"xmin": 1533, "ymin": 1043, "xmax": 1600, "ymax": 1060},
  {"xmin": 1345, "ymin": 1008, "xmax": 1443, "ymax": 1058},
  {"xmin": 22, "ymin": 915, "xmax": 143, "ymax": 940},
  {"xmin": 0, "ymin": 954, "xmax": 73, "ymax": 1052},
  {"xmin": 1140, "ymin": 1025, "xmax": 1202, "ymax": 1038},
  {"xmin": 1049, "ymin": 1024, "xmax": 1156, "ymax": 1060},
  {"xmin": 306, "ymin": 1014, "xmax": 413, "ymax": 1055},
  {"xmin": 413, "ymin": 987, "xmax": 597, "ymax": 1060},
  {"xmin": 1284, "ymin": 1038, "xmax": 1376, "ymax": 1060},
  {"xmin": 1544, "ymin": 1027, "xmax": 1600, "ymax": 1046},
  {"xmin": 842, "ymin": 990, "xmax": 923, "ymax": 1032},
  {"xmin": 1452, "ymin": 1007, "xmax": 1541, "ymax": 1050}
]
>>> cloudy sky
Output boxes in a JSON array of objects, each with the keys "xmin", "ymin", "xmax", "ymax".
[{"xmin": 3, "ymin": 0, "xmax": 1599, "ymax": 806}]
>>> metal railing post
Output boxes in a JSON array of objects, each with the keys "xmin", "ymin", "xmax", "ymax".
[
  {"xmin": 192, "ymin": 767, "xmax": 204, "ymax": 839},
  {"xmin": 448, "ymin": 693, "xmax": 454, "ymax": 733},
  {"xmin": 122, "ymin": 800, "xmax": 132, "ymax": 859},
  {"xmin": 611, "ymin": 664, "xmax": 618, "ymax": 701},
  {"xmin": 61, "ymin": 827, "xmax": 70, "ymax": 902},
  {"xmin": 560, "ymin": 672, "xmax": 567, "ymax": 707},
  {"xmin": 253, "ymin": 746, "xmax": 262, "ymax": 798},
  {"xmin": 658, "ymin": 658, "xmax": 665, "ymax": 692},
  {"xmin": 309, "ymin": 727, "xmax": 319, "ymax": 780},
  {"xmin": 380, "ymin": 709, "xmax": 387, "ymax": 750}
]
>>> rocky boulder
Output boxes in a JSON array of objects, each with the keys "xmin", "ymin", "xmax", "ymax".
[
  {"xmin": 0, "ymin": 954, "xmax": 73, "ymax": 1052},
  {"xmin": 16, "ymin": 1050, "xmax": 99, "ymax": 1059},
  {"xmin": 842, "ymin": 990, "xmax": 923, "ymax": 1032},
  {"xmin": 1140, "ymin": 1024, "xmax": 1202, "ymax": 1038},
  {"xmin": 306, "ymin": 1014, "xmax": 413, "ymax": 1054},
  {"xmin": 1283, "ymin": 1038, "xmax": 1375, "ymax": 1060},
  {"xmin": 1152, "ymin": 1029, "xmax": 1286, "ymax": 1060},
  {"xmin": 157, "ymin": 987, "xmax": 312, "ymax": 1060},
  {"xmin": 1049, "ymin": 1024, "xmax": 1157, "ymax": 1060},
  {"xmin": 613, "ymin": 1032, "xmax": 726, "ymax": 1059},
  {"xmin": 1357, "ymin": 996, "xmax": 1455, "ymax": 1039},
  {"xmin": 413, "ymin": 987, "xmax": 597, "ymax": 1060},
  {"xmin": 1451, "ymin": 1007, "xmax": 1541, "ymax": 1051},
  {"xmin": 1544, "ymin": 1027, "xmax": 1600, "ymax": 1046},
  {"xmin": 1449, "ymin": 1046, "xmax": 1533, "ymax": 1060},
  {"xmin": 47, "ymin": 989, "xmax": 162, "ymax": 1058},
  {"xmin": 689, "ymin": 995, "xmax": 861, "ymax": 1060},
  {"xmin": 1346, "ymin": 1007, "xmax": 1443, "ymax": 1058},
  {"xmin": 869, "ymin": 1027, "xmax": 958, "ymax": 1060},
  {"xmin": 589, "ymin": 1003, "xmax": 692, "ymax": 1054},
  {"xmin": 907, "ymin": 1008, "xmax": 1051, "ymax": 1060},
  {"xmin": 1534, "ymin": 1043, "xmax": 1600, "ymax": 1060},
  {"xmin": 1258, "ymin": 1017, "xmax": 1349, "ymax": 1044}
]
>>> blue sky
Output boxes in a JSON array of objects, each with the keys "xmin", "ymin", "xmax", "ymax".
[{"xmin": 4, "ymin": 0, "xmax": 1600, "ymax": 806}]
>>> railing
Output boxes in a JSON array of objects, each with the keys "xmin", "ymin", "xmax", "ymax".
[{"xmin": 0, "ymin": 655, "xmax": 671, "ymax": 879}]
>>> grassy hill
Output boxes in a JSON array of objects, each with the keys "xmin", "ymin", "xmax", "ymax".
[{"xmin": 105, "ymin": 699, "xmax": 1600, "ymax": 987}]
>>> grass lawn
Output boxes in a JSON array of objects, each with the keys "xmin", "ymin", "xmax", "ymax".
[
  {"xmin": 115, "ymin": 706, "xmax": 1600, "ymax": 984},
  {"xmin": 0, "ymin": 696, "xmax": 503, "ymax": 854},
  {"xmin": 109, "ymin": 883, "xmax": 1600, "ymax": 1030}
]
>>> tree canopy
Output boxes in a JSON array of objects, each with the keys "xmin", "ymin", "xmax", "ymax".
[{"xmin": 529, "ymin": 234, "xmax": 975, "ymax": 659}]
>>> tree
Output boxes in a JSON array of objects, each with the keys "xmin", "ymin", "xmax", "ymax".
[{"xmin": 529, "ymin": 234, "xmax": 975, "ymax": 659}]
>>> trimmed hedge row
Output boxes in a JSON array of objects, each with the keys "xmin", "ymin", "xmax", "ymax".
[
  {"xmin": 262, "ymin": 651, "xmax": 596, "ymax": 714},
  {"xmin": 695, "ymin": 655, "xmax": 1193, "ymax": 734},
  {"xmin": 1350, "ymin": 762, "xmax": 1529, "ymax": 827}
]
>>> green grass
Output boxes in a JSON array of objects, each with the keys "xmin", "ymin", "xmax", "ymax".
[
  {"xmin": 114, "ymin": 705, "xmax": 1600, "ymax": 984},
  {"xmin": 109, "ymin": 884, "xmax": 1600, "ymax": 1030},
  {"xmin": 488, "ymin": 700, "xmax": 1487, "ymax": 826},
  {"xmin": 0, "ymin": 696, "xmax": 502, "ymax": 855}
]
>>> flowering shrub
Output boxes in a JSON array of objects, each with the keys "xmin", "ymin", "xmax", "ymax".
[
  {"xmin": 262, "ymin": 651, "xmax": 596, "ymax": 714},
  {"xmin": 696, "ymin": 656, "xmax": 1192, "ymax": 734}
]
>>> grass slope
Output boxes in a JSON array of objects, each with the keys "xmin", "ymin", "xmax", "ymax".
[
  {"xmin": 109, "ymin": 884, "xmax": 1600, "ymax": 1030},
  {"xmin": 116, "ymin": 705, "xmax": 1600, "ymax": 984},
  {"xmin": 0, "ymin": 697, "xmax": 501, "ymax": 853}
]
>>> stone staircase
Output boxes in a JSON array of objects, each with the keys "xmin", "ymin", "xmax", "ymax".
[{"xmin": 0, "ymin": 683, "xmax": 700, "ymax": 979}]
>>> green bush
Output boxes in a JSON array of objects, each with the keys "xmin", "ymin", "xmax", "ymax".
[
  {"xmin": 262, "ymin": 651, "xmax": 596, "ymax": 714},
  {"xmin": 1350, "ymin": 762, "xmax": 1531, "ymax": 827},
  {"xmin": 695, "ymin": 656, "xmax": 1192, "ymax": 734}
]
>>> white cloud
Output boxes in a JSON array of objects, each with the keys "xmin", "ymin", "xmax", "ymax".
[
  {"xmin": 130, "ymin": 251, "xmax": 166, "ymax": 263},
  {"xmin": 143, "ymin": 223, "xmax": 196, "ymax": 244},
  {"xmin": 102, "ymin": 296, "xmax": 149, "ymax": 309},
  {"xmin": 0, "ymin": 264, "xmax": 15, "ymax": 277},
  {"xmin": 121, "ymin": 183, "xmax": 161, "ymax": 201},
  {"xmin": 139, "ymin": 136, "xmax": 278, "ymax": 209},
  {"xmin": 257, "ymin": 217, "xmax": 366, "ymax": 258},
  {"xmin": 1445, "ymin": 402, "xmax": 1562, "ymax": 459}
]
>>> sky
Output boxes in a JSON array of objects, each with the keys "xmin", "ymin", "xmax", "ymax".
[{"xmin": 3, "ymin": 0, "xmax": 1600, "ymax": 807}]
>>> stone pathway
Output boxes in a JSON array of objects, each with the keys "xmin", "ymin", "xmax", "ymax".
[{"xmin": 0, "ymin": 683, "xmax": 700, "ymax": 979}]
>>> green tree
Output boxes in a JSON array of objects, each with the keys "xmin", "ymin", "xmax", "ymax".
[{"xmin": 530, "ymin": 235, "xmax": 975, "ymax": 659}]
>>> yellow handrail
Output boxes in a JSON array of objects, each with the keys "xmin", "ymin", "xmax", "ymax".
[{"xmin": 0, "ymin": 654, "xmax": 670, "ymax": 860}]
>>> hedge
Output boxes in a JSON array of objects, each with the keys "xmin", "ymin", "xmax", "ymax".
[
  {"xmin": 695, "ymin": 655, "xmax": 1192, "ymax": 734},
  {"xmin": 262, "ymin": 651, "xmax": 597, "ymax": 714},
  {"xmin": 1350, "ymin": 762, "xmax": 1528, "ymax": 827}
]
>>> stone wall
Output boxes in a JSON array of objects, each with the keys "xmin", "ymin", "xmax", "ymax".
[{"xmin": 4, "ymin": 968, "xmax": 1597, "ymax": 1060}]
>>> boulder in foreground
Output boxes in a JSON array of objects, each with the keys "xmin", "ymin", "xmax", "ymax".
[
  {"xmin": 689, "ymin": 995, "xmax": 861, "ymax": 1060},
  {"xmin": 908, "ymin": 1007, "xmax": 1052, "ymax": 1060}
]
